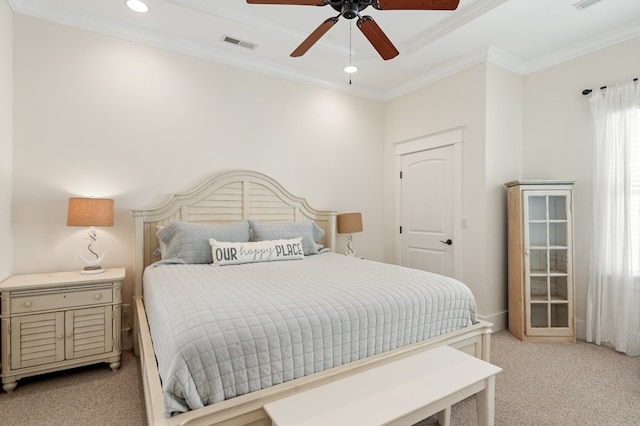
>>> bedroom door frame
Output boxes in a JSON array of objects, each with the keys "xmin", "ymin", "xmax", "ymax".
[{"xmin": 394, "ymin": 127, "xmax": 463, "ymax": 280}]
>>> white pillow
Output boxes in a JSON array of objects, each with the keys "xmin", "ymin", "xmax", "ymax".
[{"xmin": 210, "ymin": 237, "xmax": 304, "ymax": 266}]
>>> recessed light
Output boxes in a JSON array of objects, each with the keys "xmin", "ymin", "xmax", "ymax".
[
  {"xmin": 344, "ymin": 65, "xmax": 358, "ymax": 74},
  {"xmin": 126, "ymin": 0, "xmax": 149, "ymax": 13}
]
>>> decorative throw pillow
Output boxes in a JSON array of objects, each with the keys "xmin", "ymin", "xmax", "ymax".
[
  {"xmin": 157, "ymin": 221, "xmax": 250, "ymax": 264},
  {"xmin": 209, "ymin": 237, "xmax": 305, "ymax": 266},
  {"xmin": 249, "ymin": 220, "xmax": 325, "ymax": 255}
]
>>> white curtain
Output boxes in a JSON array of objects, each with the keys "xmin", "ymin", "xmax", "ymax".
[{"xmin": 587, "ymin": 80, "xmax": 640, "ymax": 356}]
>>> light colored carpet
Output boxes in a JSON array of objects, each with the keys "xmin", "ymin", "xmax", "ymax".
[
  {"xmin": 418, "ymin": 330, "xmax": 640, "ymax": 425},
  {"xmin": 0, "ymin": 330, "xmax": 638, "ymax": 425},
  {"xmin": 0, "ymin": 350, "xmax": 145, "ymax": 426}
]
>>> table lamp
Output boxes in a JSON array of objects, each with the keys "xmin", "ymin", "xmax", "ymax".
[
  {"xmin": 67, "ymin": 197, "xmax": 114, "ymax": 274},
  {"xmin": 337, "ymin": 212, "xmax": 363, "ymax": 257}
]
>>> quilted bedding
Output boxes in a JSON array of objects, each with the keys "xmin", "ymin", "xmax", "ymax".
[{"xmin": 143, "ymin": 253, "xmax": 478, "ymax": 416}]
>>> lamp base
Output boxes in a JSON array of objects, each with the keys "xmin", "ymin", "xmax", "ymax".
[
  {"xmin": 344, "ymin": 234, "xmax": 356, "ymax": 257},
  {"xmin": 80, "ymin": 265, "xmax": 105, "ymax": 275},
  {"xmin": 79, "ymin": 249, "xmax": 106, "ymax": 275}
]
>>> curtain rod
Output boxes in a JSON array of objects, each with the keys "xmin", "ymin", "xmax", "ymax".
[{"xmin": 582, "ymin": 78, "xmax": 638, "ymax": 96}]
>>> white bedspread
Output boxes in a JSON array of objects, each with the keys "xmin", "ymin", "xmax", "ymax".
[{"xmin": 143, "ymin": 253, "xmax": 477, "ymax": 416}]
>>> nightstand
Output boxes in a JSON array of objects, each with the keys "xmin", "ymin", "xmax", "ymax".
[{"xmin": 0, "ymin": 268, "xmax": 124, "ymax": 393}]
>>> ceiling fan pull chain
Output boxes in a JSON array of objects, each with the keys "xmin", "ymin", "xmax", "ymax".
[{"xmin": 349, "ymin": 20, "xmax": 353, "ymax": 85}]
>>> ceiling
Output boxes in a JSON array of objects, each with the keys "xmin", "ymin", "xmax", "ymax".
[{"xmin": 8, "ymin": 0, "xmax": 640, "ymax": 101}]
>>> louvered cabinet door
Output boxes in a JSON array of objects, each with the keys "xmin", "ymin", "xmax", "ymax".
[
  {"xmin": 11, "ymin": 312, "xmax": 65, "ymax": 369},
  {"xmin": 65, "ymin": 306, "xmax": 113, "ymax": 360}
]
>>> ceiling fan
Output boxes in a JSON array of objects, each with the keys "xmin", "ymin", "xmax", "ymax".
[{"xmin": 246, "ymin": 1, "xmax": 460, "ymax": 60}]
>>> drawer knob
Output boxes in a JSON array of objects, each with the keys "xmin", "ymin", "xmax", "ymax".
[
  {"xmin": 67, "ymin": 332, "xmax": 73, "ymax": 337},
  {"xmin": 95, "ymin": 294, "xmax": 102, "ymax": 300},
  {"xmin": 57, "ymin": 335, "xmax": 63, "ymax": 339},
  {"xmin": 24, "ymin": 301, "xmax": 32, "ymax": 308}
]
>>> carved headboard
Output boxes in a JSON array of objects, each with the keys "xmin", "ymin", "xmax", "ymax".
[{"xmin": 132, "ymin": 170, "xmax": 336, "ymax": 298}]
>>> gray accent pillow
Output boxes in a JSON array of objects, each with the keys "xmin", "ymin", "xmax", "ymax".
[
  {"xmin": 250, "ymin": 220, "xmax": 325, "ymax": 255},
  {"xmin": 157, "ymin": 221, "xmax": 250, "ymax": 264}
]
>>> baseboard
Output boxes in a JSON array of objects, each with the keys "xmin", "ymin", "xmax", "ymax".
[
  {"xmin": 478, "ymin": 310, "xmax": 507, "ymax": 332},
  {"xmin": 482, "ymin": 311, "xmax": 587, "ymax": 341},
  {"xmin": 575, "ymin": 318, "xmax": 586, "ymax": 341}
]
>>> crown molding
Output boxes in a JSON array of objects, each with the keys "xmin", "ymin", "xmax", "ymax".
[
  {"xmin": 7, "ymin": 0, "xmax": 384, "ymax": 100},
  {"xmin": 381, "ymin": 46, "xmax": 531, "ymax": 101},
  {"xmin": 8, "ymin": 0, "xmax": 640, "ymax": 103},
  {"xmin": 404, "ymin": 0, "xmax": 509, "ymax": 54},
  {"xmin": 379, "ymin": 20, "xmax": 640, "ymax": 101},
  {"xmin": 382, "ymin": 46, "xmax": 493, "ymax": 100},
  {"xmin": 523, "ymin": 20, "xmax": 640, "ymax": 74},
  {"xmin": 486, "ymin": 47, "xmax": 528, "ymax": 75}
]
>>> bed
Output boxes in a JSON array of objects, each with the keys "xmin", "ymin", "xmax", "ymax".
[{"xmin": 132, "ymin": 169, "xmax": 492, "ymax": 426}]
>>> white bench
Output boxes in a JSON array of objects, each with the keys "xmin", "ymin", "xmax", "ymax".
[{"xmin": 263, "ymin": 345, "xmax": 502, "ymax": 426}]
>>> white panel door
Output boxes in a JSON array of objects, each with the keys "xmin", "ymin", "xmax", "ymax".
[{"xmin": 400, "ymin": 146, "xmax": 454, "ymax": 276}]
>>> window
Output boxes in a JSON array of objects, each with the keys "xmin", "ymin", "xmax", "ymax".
[
  {"xmin": 587, "ymin": 80, "xmax": 640, "ymax": 356},
  {"xmin": 625, "ymin": 108, "xmax": 640, "ymax": 270}
]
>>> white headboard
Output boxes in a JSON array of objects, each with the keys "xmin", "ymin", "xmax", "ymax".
[{"xmin": 132, "ymin": 170, "xmax": 336, "ymax": 298}]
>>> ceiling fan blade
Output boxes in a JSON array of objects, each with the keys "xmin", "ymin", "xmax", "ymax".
[
  {"xmin": 291, "ymin": 16, "xmax": 339, "ymax": 57},
  {"xmin": 374, "ymin": 0, "xmax": 459, "ymax": 10},
  {"xmin": 357, "ymin": 16, "xmax": 399, "ymax": 61},
  {"xmin": 246, "ymin": 0, "xmax": 326, "ymax": 5}
]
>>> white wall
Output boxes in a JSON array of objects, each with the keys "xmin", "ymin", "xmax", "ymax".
[
  {"xmin": 484, "ymin": 63, "xmax": 523, "ymax": 327},
  {"xmin": 12, "ymin": 15, "xmax": 385, "ymax": 304},
  {"xmin": 0, "ymin": 0, "xmax": 13, "ymax": 281},
  {"xmin": 383, "ymin": 64, "xmax": 493, "ymax": 318},
  {"xmin": 522, "ymin": 35, "xmax": 640, "ymax": 338}
]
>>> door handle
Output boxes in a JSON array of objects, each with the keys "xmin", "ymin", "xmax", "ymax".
[{"xmin": 440, "ymin": 239, "xmax": 453, "ymax": 246}]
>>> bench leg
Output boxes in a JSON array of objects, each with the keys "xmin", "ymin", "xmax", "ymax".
[
  {"xmin": 437, "ymin": 406, "xmax": 451, "ymax": 426},
  {"xmin": 476, "ymin": 376, "xmax": 496, "ymax": 426}
]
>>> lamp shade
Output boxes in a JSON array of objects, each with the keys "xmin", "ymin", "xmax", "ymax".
[
  {"xmin": 67, "ymin": 198, "xmax": 114, "ymax": 227},
  {"xmin": 337, "ymin": 212, "xmax": 363, "ymax": 234}
]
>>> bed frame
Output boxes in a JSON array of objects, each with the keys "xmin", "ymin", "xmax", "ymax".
[{"xmin": 132, "ymin": 169, "xmax": 492, "ymax": 426}]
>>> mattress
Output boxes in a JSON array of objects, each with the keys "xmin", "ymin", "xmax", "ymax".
[{"xmin": 143, "ymin": 252, "xmax": 478, "ymax": 416}]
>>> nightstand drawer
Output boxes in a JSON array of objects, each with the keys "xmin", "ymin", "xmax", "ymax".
[{"xmin": 10, "ymin": 288, "xmax": 113, "ymax": 314}]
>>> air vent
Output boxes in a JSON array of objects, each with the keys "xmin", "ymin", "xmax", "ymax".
[
  {"xmin": 572, "ymin": 0, "xmax": 604, "ymax": 10},
  {"xmin": 222, "ymin": 36, "xmax": 257, "ymax": 50}
]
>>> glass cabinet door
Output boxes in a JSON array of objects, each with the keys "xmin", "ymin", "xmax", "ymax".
[{"xmin": 523, "ymin": 190, "xmax": 572, "ymax": 335}]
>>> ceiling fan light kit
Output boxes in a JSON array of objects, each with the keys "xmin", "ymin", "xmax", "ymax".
[
  {"xmin": 246, "ymin": 0, "xmax": 460, "ymax": 60},
  {"xmin": 125, "ymin": 0, "xmax": 149, "ymax": 13}
]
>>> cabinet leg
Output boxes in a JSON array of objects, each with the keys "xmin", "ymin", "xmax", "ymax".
[
  {"xmin": 109, "ymin": 361, "xmax": 121, "ymax": 371},
  {"xmin": 3, "ymin": 381, "xmax": 17, "ymax": 393}
]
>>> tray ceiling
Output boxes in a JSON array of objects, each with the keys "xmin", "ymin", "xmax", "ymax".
[{"xmin": 8, "ymin": 0, "xmax": 640, "ymax": 100}]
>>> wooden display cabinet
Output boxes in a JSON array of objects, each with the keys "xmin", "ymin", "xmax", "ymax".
[{"xmin": 505, "ymin": 181, "xmax": 575, "ymax": 342}]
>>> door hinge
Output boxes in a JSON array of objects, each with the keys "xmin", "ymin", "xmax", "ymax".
[
  {"xmin": 399, "ymin": 226, "xmax": 402, "ymax": 234},
  {"xmin": 400, "ymin": 171, "xmax": 403, "ymax": 179}
]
